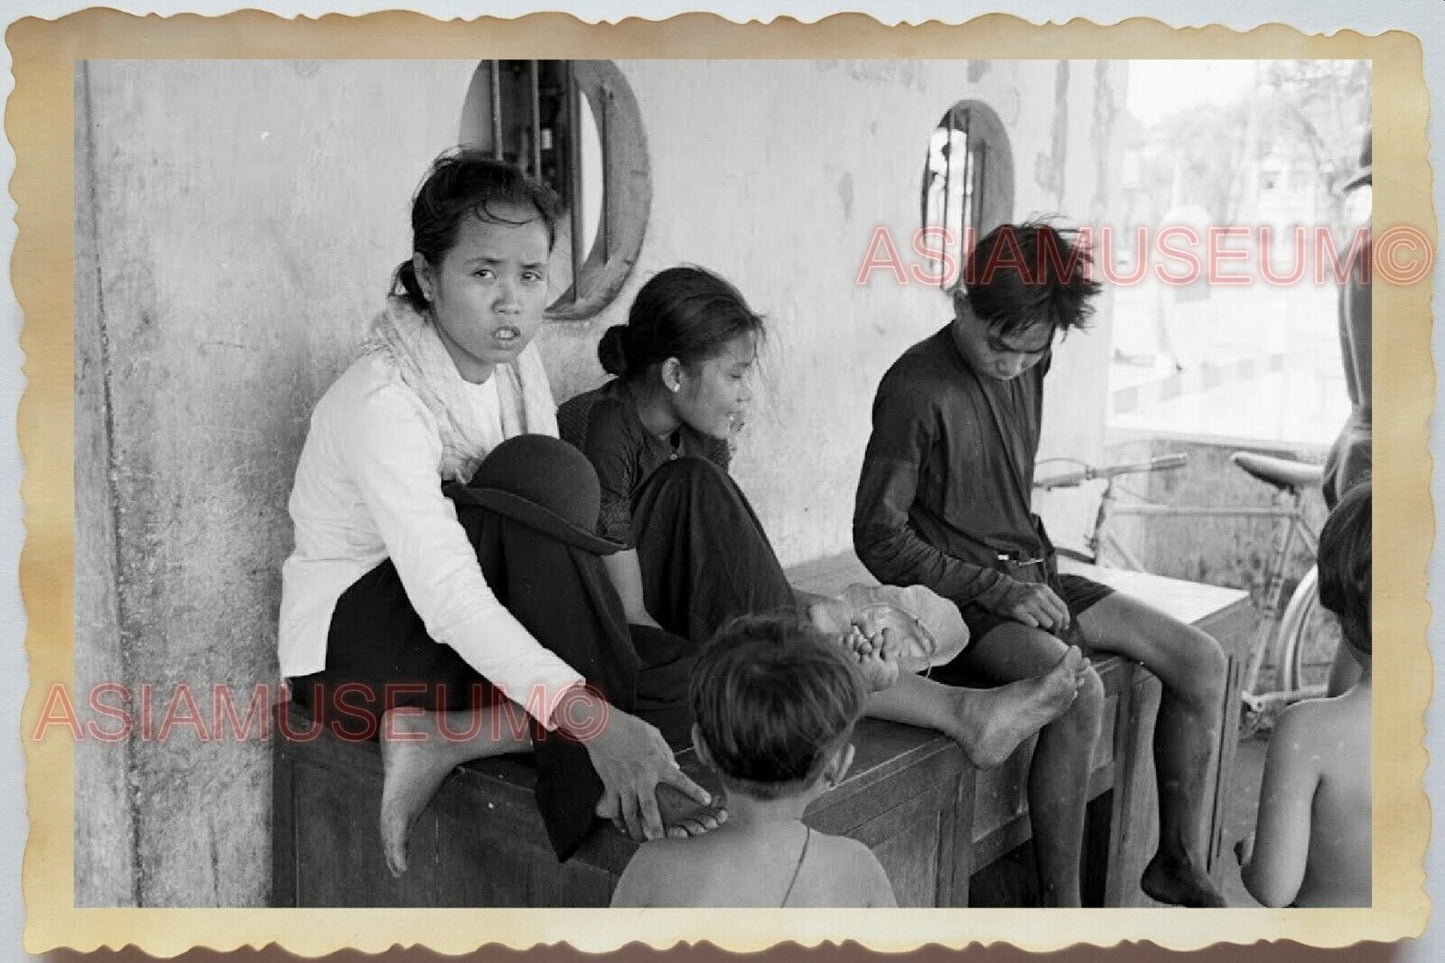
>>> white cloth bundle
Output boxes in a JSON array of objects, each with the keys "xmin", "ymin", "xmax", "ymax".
[
  {"xmin": 361, "ymin": 295, "xmax": 558, "ymax": 482},
  {"xmin": 809, "ymin": 583, "xmax": 971, "ymax": 674}
]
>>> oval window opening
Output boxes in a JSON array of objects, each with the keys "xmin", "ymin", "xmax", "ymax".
[
  {"xmin": 462, "ymin": 60, "xmax": 651, "ymax": 320},
  {"xmin": 920, "ymin": 100, "xmax": 1014, "ymax": 289}
]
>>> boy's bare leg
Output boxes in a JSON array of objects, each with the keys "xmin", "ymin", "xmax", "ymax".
[
  {"xmin": 1076, "ymin": 593, "xmax": 1229, "ymax": 908},
  {"xmin": 864, "ymin": 649, "xmax": 1088, "ymax": 769},
  {"xmin": 950, "ymin": 625, "xmax": 1105, "ymax": 906}
]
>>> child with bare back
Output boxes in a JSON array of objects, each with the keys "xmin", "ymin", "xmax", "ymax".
[
  {"xmin": 611, "ymin": 615, "xmax": 898, "ymax": 907},
  {"xmin": 1236, "ymin": 480, "xmax": 1371, "ymax": 907}
]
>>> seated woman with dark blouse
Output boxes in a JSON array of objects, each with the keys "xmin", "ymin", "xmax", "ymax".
[{"xmin": 558, "ymin": 266, "xmax": 1089, "ymax": 768}]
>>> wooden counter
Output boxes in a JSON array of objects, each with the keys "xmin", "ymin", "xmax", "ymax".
[{"xmin": 273, "ymin": 555, "xmax": 1249, "ymax": 907}]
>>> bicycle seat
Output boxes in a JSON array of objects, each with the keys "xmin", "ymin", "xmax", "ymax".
[{"xmin": 1230, "ymin": 451, "xmax": 1324, "ymax": 492}]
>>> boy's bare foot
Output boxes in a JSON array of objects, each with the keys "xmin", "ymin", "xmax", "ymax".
[
  {"xmin": 948, "ymin": 647, "xmax": 1086, "ymax": 768},
  {"xmin": 1141, "ymin": 852, "xmax": 1229, "ymax": 907},
  {"xmin": 379, "ymin": 710, "xmax": 459, "ymax": 877}
]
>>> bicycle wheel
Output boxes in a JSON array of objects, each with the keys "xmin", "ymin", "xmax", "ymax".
[{"xmin": 1278, "ymin": 567, "xmax": 1334, "ymax": 698}]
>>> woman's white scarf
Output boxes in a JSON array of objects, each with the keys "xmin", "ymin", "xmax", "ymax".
[{"xmin": 362, "ymin": 296, "xmax": 558, "ymax": 482}]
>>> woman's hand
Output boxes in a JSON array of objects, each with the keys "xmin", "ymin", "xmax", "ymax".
[
  {"xmin": 996, "ymin": 581, "xmax": 1071, "ymax": 633},
  {"xmin": 555, "ymin": 687, "xmax": 711, "ymax": 841}
]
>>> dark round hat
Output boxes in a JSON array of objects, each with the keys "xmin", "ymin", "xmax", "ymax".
[{"xmin": 447, "ymin": 434, "xmax": 625, "ymax": 556}]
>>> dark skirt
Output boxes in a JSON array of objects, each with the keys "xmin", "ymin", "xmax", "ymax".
[
  {"xmin": 631, "ymin": 456, "xmax": 799, "ymax": 643},
  {"xmin": 288, "ymin": 471, "xmax": 699, "ymax": 861}
]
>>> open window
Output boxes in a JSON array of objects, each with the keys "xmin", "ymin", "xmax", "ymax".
[
  {"xmin": 920, "ymin": 100, "xmax": 1014, "ymax": 288},
  {"xmin": 461, "ymin": 60, "xmax": 651, "ymax": 320}
]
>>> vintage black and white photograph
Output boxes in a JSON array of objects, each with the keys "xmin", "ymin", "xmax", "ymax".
[{"xmin": 64, "ymin": 41, "xmax": 1397, "ymax": 933}]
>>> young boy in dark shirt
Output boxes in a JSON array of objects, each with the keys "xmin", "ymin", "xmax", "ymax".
[{"xmin": 854, "ymin": 221, "xmax": 1228, "ymax": 907}]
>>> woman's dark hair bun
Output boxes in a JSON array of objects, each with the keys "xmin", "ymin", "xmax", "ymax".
[
  {"xmin": 612, "ymin": 266, "xmax": 766, "ymax": 385},
  {"xmin": 597, "ymin": 325, "xmax": 631, "ymax": 377}
]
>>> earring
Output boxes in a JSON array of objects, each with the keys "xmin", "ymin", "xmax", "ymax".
[{"xmin": 670, "ymin": 384, "xmax": 680, "ymax": 394}]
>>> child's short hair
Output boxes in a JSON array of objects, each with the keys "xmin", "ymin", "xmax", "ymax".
[
  {"xmin": 955, "ymin": 220, "xmax": 1102, "ymax": 338},
  {"xmin": 1317, "ymin": 479, "xmax": 1371, "ymax": 656},
  {"xmin": 688, "ymin": 614, "xmax": 868, "ymax": 801}
]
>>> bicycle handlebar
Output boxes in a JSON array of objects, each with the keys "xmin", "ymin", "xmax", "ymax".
[{"xmin": 1035, "ymin": 452, "xmax": 1190, "ymax": 490}]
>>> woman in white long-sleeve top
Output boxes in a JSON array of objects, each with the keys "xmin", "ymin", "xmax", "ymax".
[{"xmin": 278, "ymin": 151, "xmax": 716, "ymax": 878}]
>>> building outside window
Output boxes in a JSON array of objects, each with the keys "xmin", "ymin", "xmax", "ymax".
[
  {"xmin": 462, "ymin": 60, "xmax": 651, "ymax": 320},
  {"xmin": 920, "ymin": 100, "xmax": 1014, "ymax": 288}
]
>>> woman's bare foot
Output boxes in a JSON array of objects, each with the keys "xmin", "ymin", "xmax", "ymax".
[
  {"xmin": 809, "ymin": 600, "xmax": 903, "ymax": 693},
  {"xmin": 843, "ymin": 625, "xmax": 901, "ymax": 692},
  {"xmin": 947, "ymin": 647, "xmax": 1087, "ymax": 768},
  {"xmin": 379, "ymin": 719, "xmax": 455, "ymax": 876},
  {"xmin": 806, "ymin": 598, "xmax": 855, "ymax": 636},
  {"xmin": 1142, "ymin": 852, "xmax": 1229, "ymax": 907},
  {"xmin": 379, "ymin": 706, "xmax": 529, "ymax": 876},
  {"xmin": 657, "ymin": 782, "xmax": 728, "ymax": 838},
  {"xmin": 602, "ymin": 779, "xmax": 729, "ymax": 840}
]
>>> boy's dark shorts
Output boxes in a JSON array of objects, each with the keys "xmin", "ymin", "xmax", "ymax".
[{"xmin": 939, "ymin": 573, "xmax": 1114, "ymax": 677}]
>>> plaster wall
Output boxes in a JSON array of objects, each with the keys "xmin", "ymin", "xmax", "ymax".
[{"xmin": 75, "ymin": 58, "xmax": 480, "ymax": 907}]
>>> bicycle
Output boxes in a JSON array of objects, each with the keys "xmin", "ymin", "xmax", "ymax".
[{"xmin": 1034, "ymin": 450, "xmax": 1331, "ymax": 735}]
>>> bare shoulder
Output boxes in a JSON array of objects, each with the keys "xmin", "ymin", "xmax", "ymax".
[
  {"xmin": 1278, "ymin": 692, "xmax": 1365, "ymax": 736},
  {"xmin": 611, "ymin": 838, "xmax": 694, "ymax": 908},
  {"xmin": 1271, "ymin": 698, "xmax": 1327, "ymax": 748},
  {"xmin": 814, "ymin": 833, "xmax": 897, "ymax": 907},
  {"xmin": 1276, "ymin": 696, "xmax": 1322, "ymax": 727},
  {"xmin": 630, "ymin": 835, "xmax": 701, "ymax": 871},
  {"xmin": 1272, "ymin": 694, "xmax": 1367, "ymax": 762}
]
